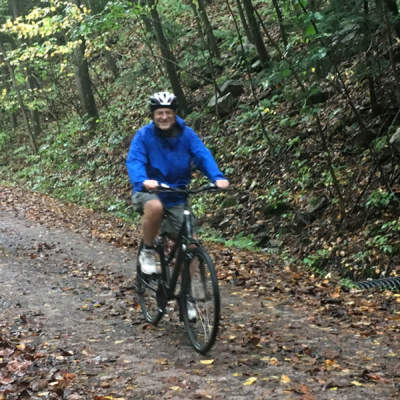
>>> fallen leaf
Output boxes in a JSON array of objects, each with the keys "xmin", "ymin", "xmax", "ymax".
[
  {"xmin": 243, "ymin": 377, "xmax": 257, "ymax": 385},
  {"xmin": 200, "ymin": 359, "xmax": 214, "ymax": 365},
  {"xmin": 281, "ymin": 375, "xmax": 291, "ymax": 384},
  {"xmin": 269, "ymin": 357, "xmax": 279, "ymax": 365}
]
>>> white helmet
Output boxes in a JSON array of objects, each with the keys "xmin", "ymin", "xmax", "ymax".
[{"xmin": 149, "ymin": 91, "xmax": 178, "ymax": 112}]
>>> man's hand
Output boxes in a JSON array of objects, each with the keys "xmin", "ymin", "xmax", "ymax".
[
  {"xmin": 215, "ymin": 179, "xmax": 230, "ymax": 189},
  {"xmin": 143, "ymin": 180, "xmax": 159, "ymax": 191}
]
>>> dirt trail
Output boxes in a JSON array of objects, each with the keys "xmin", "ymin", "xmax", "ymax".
[{"xmin": 0, "ymin": 186, "xmax": 399, "ymax": 399}]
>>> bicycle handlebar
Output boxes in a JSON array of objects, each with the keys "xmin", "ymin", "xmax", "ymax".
[{"xmin": 153, "ymin": 183, "xmax": 222, "ymax": 195}]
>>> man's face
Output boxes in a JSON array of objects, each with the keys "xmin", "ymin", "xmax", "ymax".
[{"xmin": 153, "ymin": 108, "xmax": 176, "ymax": 131}]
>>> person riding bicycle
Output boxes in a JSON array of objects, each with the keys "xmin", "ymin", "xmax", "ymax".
[{"xmin": 126, "ymin": 91, "xmax": 229, "ymax": 275}]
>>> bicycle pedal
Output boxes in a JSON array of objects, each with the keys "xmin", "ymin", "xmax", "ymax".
[{"xmin": 142, "ymin": 272, "xmax": 161, "ymax": 281}]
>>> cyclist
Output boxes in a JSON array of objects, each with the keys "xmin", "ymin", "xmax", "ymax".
[{"xmin": 126, "ymin": 91, "xmax": 229, "ymax": 275}]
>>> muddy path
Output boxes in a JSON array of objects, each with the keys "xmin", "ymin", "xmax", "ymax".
[{"xmin": 0, "ymin": 185, "xmax": 399, "ymax": 399}]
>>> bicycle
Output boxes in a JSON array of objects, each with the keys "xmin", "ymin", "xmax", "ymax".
[{"xmin": 135, "ymin": 184, "xmax": 222, "ymax": 354}]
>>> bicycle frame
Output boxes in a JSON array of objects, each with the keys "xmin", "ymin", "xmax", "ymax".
[{"xmin": 157, "ymin": 196, "xmax": 198, "ymax": 305}]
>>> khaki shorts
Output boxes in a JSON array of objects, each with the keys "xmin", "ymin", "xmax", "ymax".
[{"xmin": 132, "ymin": 192, "xmax": 196, "ymax": 235}]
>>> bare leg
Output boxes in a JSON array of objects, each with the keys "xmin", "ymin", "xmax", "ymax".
[{"xmin": 142, "ymin": 199, "xmax": 163, "ymax": 246}]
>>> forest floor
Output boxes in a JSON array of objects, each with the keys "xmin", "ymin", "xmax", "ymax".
[{"xmin": 0, "ymin": 184, "xmax": 399, "ymax": 400}]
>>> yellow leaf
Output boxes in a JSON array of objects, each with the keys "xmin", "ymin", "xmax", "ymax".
[
  {"xmin": 243, "ymin": 377, "xmax": 257, "ymax": 385},
  {"xmin": 269, "ymin": 357, "xmax": 279, "ymax": 365},
  {"xmin": 351, "ymin": 380, "xmax": 363, "ymax": 386},
  {"xmin": 114, "ymin": 340, "xmax": 124, "ymax": 344},
  {"xmin": 16, "ymin": 343, "xmax": 26, "ymax": 351},
  {"xmin": 170, "ymin": 386, "xmax": 182, "ymax": 391},
  {"xmin": 281, "ymin": 374, "xmax": 291, "ymax": 384},
  {"xmin": 196, "ymin": 393, "xmax": 212, "ymax": 399},
  {"xmin": 200, "ymin": 359, "xmax": 214, "ymax": 365},
  {"xmin": 157, "ymin": 358, "xmax": 168, "ymax": 365}
]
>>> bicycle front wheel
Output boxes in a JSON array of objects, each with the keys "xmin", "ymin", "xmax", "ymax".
[
  {"xmin": 136, "ymin": 243, "xmax": 163, "ymax": 325},
  {"xmin": 182, "ymin": 246, "xmax": 220, "ymax": 354}
]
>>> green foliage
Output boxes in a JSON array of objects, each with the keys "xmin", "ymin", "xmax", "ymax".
[
  {"xmin": 200, "ymin": 229, "xmax": 260, "ymax": 251},
  {"xmin": 372, "ymin": 136, "xmax": 388, "ymax": 152},
  {"xmin": 303, "ymin": 248, "xmax": 332, "ymax": 271},
  {"xmin": 0, "ymin": 130, "xmax": 10, "ymax": 151},
  {"xmin": 258, "ymin": 187, "xmax": 290, "ymax": 215},
  {"xmin": 291, "ymin": 159, "xmax": 312, "ymax": 189},
  {"xmin": 366, "ymin": 217, "xmax": 400, "ymax": 256},
  {"xmin": 191, "ymin": 194, "xmax": 209, "ymax": 217},
  {"xmin": 366, "ymin": 188, "xmax": 395, "ymax": 209},
  {"xmin": 339, "ymin": 278, "xmax": 358, "ymax": 289}
]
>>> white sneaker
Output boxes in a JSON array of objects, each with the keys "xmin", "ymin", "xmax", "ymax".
[
  {"xmin": 139, "ymin": 248, "xmax": 159, "ymax": 274},
  {"xmin": 187, "ymin": 300, "xmax": 197, "ymax": 322}
]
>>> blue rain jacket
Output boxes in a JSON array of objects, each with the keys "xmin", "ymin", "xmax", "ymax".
[{"xmin": 126, "ymin": 116, "xmax": 225, "ymax": 207}]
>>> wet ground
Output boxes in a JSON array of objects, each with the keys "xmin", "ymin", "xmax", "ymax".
[{"xmin": 0, "ymin": 185, "xmax": 399, "ymax": 399}]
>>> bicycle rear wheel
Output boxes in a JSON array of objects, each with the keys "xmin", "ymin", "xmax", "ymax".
[
  {"xmin": 136, "ymin": 242, "xmax": 163, "ymax": 325},
  {"xmin": 182, "ymin": 245, "xmax": 220, "ymax": 354}
]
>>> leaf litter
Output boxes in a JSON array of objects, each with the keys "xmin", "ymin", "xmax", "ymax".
[{"xmin": 0, "ymin": 184, "xmax": 399, "ymax": 399}]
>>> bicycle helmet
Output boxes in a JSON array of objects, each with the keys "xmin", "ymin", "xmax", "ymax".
[{"xmin": 149, "ymin": 91, "xmax": 178, "ymax": 113}]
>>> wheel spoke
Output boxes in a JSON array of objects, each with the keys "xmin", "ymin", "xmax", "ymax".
[
  {"xmin": 136, "ymin": 243, "xmax": 164, "ymax": 325},
  {"xmin": 182, "ymin": 246, "xmax": 220, "ymax": 354}
]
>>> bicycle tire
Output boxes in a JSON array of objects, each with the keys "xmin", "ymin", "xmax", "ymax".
[
  {"xmin": 181, "ymin": 245, "xmax": 220, "ymax": 354},
  {"xmin": 136, "ymin": 242, "xmax": 164, "ymax": 325}
]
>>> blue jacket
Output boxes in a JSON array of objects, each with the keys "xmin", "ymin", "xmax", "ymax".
[{"xmin": 126, "ymin": 116, "xmax": 225, "ymax": 206}]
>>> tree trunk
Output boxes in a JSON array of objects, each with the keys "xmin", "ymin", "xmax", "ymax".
[
  {"xmin": 271, "ymin": 0, "xmax": 288, "ymax": 48},
  {"xmin": 382, "ymin": 0, "xmax": 400, "ymax": 37},
  {"xmin": 236, "ymin": 0, "xmax": 253, "ymax": 43},
  {"xmin": 8, "ymin": 0, "xmax": 27, "ymax": 18},
  {"xmin": 11, "ymin": 113, "xmax": 17, "ymax": 131},
  {"xmin": 27, "ymin": 74, "xmax": 41, "ymax": 137},
  {"xmin": 147, "ymin": 0, "xmax": 188, "ymax": 115},
  {"xmin": 363, "ymin": 0, "xmax": 380, "ymax": 114},
  {"xmin": 197, "ymin": 0, "xmax": 220, "ymax": 58},
  {"xmin": 188, "ymin": 0, "xmax": 207, "ymax": 46},
  {"xmin": 7, "ymin": 0, "xmax": 39, "ymax": 151},
  {"xmin": 0, "ymin": 44, "xmax": 37, "ymax": 153},
  {"xmin": 376, "ymin": 0, "xmax": 400, "ymax": 105},
  {"xmin": 72, "ymin": 38, "xmax": 99, "ymax": 131},
  {"xmin": 104, "ymin": 49, "xmax": 119, "ymax": 80},
  {"xmin": 240, "ymin": 0, "xmax": 270, "ymax": 67}
]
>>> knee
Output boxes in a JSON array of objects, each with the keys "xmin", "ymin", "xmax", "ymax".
[{"xmin": 144, "ymin": 199, "xmax": 163, "ymax": 218}]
